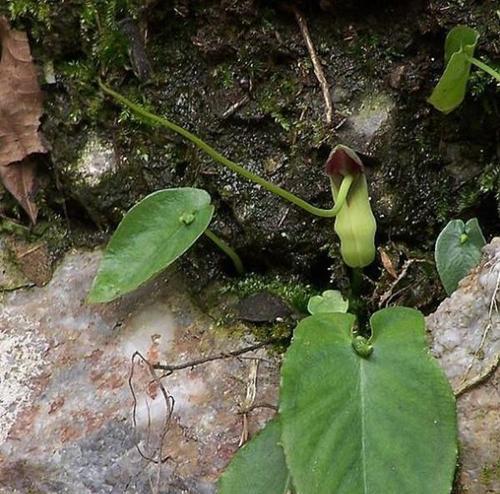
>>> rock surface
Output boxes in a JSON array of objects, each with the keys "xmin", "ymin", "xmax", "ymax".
[
  {"xmin": 0, "ymin": 250, "xmax": 279, "ymax": 493},
  {"xmin": 427, "ymin": 238, "xmax": 500, "ymax": 494},
  {"xmin": 75, "ymin": 134, "xmax": 117, "ymax": 188},
  {"xmin": 0, "ymin": 239, "xmax": 499, "ymax": 493}
]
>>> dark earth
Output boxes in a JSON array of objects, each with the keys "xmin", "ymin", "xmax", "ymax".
[
  {"xmin": 0, "ymin": 1, "xmax": 498, "ymax": 315},
  {"xmin": 1, "ymin": 0, "xmax": 499, "ymax": 312}
]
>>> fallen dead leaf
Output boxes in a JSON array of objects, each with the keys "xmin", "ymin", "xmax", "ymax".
[
  {"xmin": 378, "ymin": 247, "xmax": 398, "ymax": 279},
  {"xmin": 0, "ymin": 16, "xmax": 46, "ymax": 223},
  {"xmin": 0, "ymin": 157, "xmax": 38, "ymax": 222}
]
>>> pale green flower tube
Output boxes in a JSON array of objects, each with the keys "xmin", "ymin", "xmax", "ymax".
[{"xmin": 325, "ymin": 145, "xmax": 377, "ymax": 268}]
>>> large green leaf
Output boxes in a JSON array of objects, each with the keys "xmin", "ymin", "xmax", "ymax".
[
  {"xmin": 280, "ymin": 308, "xmax": 457, "ymax": 494},
  {"xmin": 217, "ymin": 419, "xmax": 291, "ymax": 494},
  {"xmin": 428, "ymin": 26, "xmax": 479, "ymax": 113},
  {"xmin": 435, "ymin": 218, "xmax": 485, "ymax": 295},
  {"xmin": 88, "ymin": 188, "xmax": 214, "ymax": 303}
]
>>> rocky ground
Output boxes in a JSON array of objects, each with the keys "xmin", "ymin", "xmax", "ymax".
[
  {"xmin": 0, "ymin": 249, "xmax": 280, "ymax": 493},
  {"xmin": 0, "ymin": 240, "xmax": 498, "ymax": 493}
]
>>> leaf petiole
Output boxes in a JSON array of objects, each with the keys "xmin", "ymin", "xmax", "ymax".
[
  {"xmin": 467, "ymin": 55, "xmax": 500, "ymax": 82},
  {"xmin": 98, "ymin": 80, "xmax": 351, "ymax": 218},
  {"xmin": 204, "ymin": 228, "xmax": 245, "ymax": 274}
]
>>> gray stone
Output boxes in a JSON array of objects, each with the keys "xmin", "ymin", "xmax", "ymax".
[
  {"xmin": 427, "ymin": 238, "xmax": 500, "ymax": 494},
  {"xmin": 337, "ymin": 92, "xmax": 395, "ymax": 152},
  {"xmin": 0, "ymin": 250, "xmax": 279, "ymax": 493},
  {"xmin": 76, "ymin": 135, "xmax": 117, "ymax": 188}
]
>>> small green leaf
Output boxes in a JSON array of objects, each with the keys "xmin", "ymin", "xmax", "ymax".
[
  {"xmin": 428, "ymin": 26, "xmax": 480, "ymax": 113},
  {"xmin": 88, "ymin": 188, "xmax": 214, "ymax": 303},
  {"xmin": 435, "ymin": 218, "xmax": 486, "ymax": 295},
  {"xmin": 307, "ymin": 290, "xmax": 349, "ymax": 315},
  {"xmin": 280, "ymin": 308, "xmax": 457, "ymax": 494},
  {"xmin": 217, "ymin": 419, "xmax": 291, "ymax": 494}
]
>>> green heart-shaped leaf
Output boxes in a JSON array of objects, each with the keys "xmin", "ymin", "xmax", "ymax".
[
  {"xmin": 428, "ymin": 26, "xmax": 479, "ymax": 113},
  {"xmin": 307, "ymin": 290, "xmax": 349, "ymax": 315},
  {"xmin": 435, "ymin": 217, "xmax": 485, "ymax": 295},
  {"xmin": 217, "ymin": 419, "xmax": 291, "ymax": 494},
  {"xmin": 280, "ymin": 308, "xmax": 457, "ymax": 494},
  {"xmin": 88, "ymin": 188, "xmax": 214, "ymax": 303}
]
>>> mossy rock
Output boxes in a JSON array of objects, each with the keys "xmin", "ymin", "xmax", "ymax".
[{"xmin": 2, "ymin": 0, "xmax": 498, "ymax": 300}]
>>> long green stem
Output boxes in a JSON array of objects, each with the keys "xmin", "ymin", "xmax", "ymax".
[
  {"xmin": 98, "ymin": 80, "xmax": 351, "ymax": 218},
  {"xmin": 350, "ymin": 267, "xmax": 369, "ymax": 333},
  {"xmin": 204, "ymin": 228, "xmax": 245, "ymax": 274},
  {"xmin": 330, "ymin": 174, "xmax": 354, "ymax": 207},
  {"xmin": 468, "ymin": 56, "xmax": 500, "ymax": 82}
]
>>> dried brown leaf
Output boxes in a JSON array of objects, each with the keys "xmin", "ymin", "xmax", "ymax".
[
  {"xmin": 0, "ymin": 157, "xmax": 38, "ymax": 223},
  {"xmin": 0, "ymin": 16, "xmax": 46, "ymax": 223},
  {"xmin": 379, "ymin": 247, "xmax": 398, "ymax": 279}
]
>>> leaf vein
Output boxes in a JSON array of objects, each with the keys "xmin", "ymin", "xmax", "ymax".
[{"xmin": 360, "ymin": 358, "xmax": 368, "ymax": 494}]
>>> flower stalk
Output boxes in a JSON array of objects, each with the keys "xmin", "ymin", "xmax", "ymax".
[{"xmin": 98, "ymin": 80, "xmax": 351, "ymax": 218}]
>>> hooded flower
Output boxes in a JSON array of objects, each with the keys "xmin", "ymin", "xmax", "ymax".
[
  {"xmin": 325, "ymin": 145, "xmax": 364, "ymax": 183},
  {"xmin": 325, "ymin": 145, "xmax": 376, "ymax": 268}
]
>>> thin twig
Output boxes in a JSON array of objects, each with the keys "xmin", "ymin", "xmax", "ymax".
[
  {"xmin": 152, "ymin": 338, "xmax": 284, "ymax": 373},
  {"xmin": 129, "ymin": 351, "xmax": 175, "ymax": 464},
  {"xmin": 277, "ymin": 207, "xmax": 290, "ymax": 227},
  {"xmin": 16, "ymin": 243, "xmax": 44, "ymax": 258},
  {"xmin": 222, "ymin": 95, "xmax": 251, "ymax": 119},
  {"xmin": 334, "ymin": 117, "xmax": 347, "ymax": 130},
  {"xmin": 238, "ymin": 359, "xmax": 260, "ymax": 446},
  {"xmin": 292, "ymin": 6, "xmax": 334, "ymax": 124},
  {"xmin": 455, "ymin": 355, "xmax": 499, "ymax": 397},
  {"xmin": 240, "ymin": 402, "xmax": 278, "ymax": 413},
  {"xmin": 379, "ymin": 259, "xmax": 428, "ymax": 307},
  {"xmin": 0, "ymin": 283, "xmax": 35, "ymax": 294}
]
